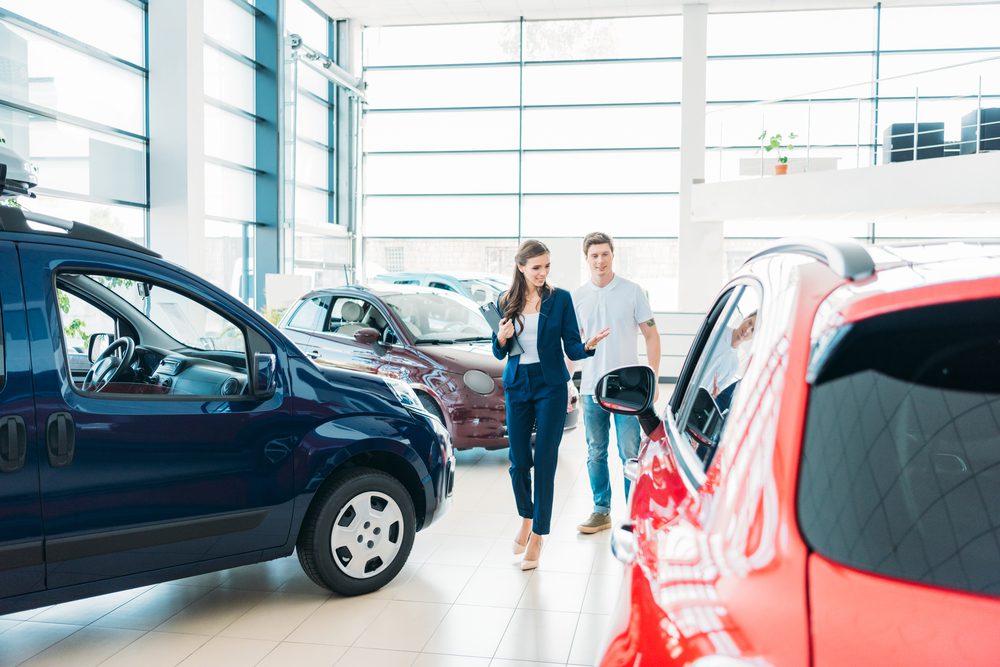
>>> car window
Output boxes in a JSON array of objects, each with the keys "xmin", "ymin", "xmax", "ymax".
[
  {"xmin": 674, "ymin": 285, "xmax": 761, "ymax": 468},
  {"xmin": 429, "ymin": 282, "xmax": 457, "ymax": 293},
  {"xmin": 56, "ymin": 272, "xmax": 250, "ymax": 398},
  {"xmin": 326, "ymin": 297, "xmax": 371, "ymax": 337},
  {"xmin": 799, "ymin": 298, "xmax": 1000, "ymax": 598},
  {"xmin": 287, "ymin": 295, "xmax": 331, "ymax": 332},
  {"xmin": 382, "ymin": 292, "xmax": 492, "ymax": 343}
]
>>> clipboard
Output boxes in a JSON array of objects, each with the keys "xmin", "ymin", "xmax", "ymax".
[{"xmin": 479, "ymin": 303, "xmax": 524, "ymax": 356}]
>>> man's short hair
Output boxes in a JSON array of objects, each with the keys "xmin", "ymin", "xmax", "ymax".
[{"xmin": 583, "ymin": 232, "xmax": 614, "ymax": 255}]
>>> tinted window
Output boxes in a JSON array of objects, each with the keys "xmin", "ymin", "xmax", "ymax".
[
  {"xmin": 288, "ymin": 296, "xmax": 331, "ymax": 331},
  {"xmin": 799, "ymin": 299, "xmax": 1000, "ymax": 597}
]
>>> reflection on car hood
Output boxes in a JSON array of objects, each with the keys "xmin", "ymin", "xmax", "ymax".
[{"xmin": 418, "ymin": 342, "xmax": 504, "ymax": 379}]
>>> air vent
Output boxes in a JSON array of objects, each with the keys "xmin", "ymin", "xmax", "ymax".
[{"xmin": 220, "ymin": 378, "xmax": 241, "ymax": 396}]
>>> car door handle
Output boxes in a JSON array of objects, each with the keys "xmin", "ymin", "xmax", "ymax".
[
  {"xmin": 46, "ymin": 412, "xmax": 76, "ymax": 468},
  {"xmin": 307, "ymin": 350, "xmax": 320, "ymax": 360},
  {"xmin": 0, "ymin": 415, "xmax": 27, "ymax": 473}
]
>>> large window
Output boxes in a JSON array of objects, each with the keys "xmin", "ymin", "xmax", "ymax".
[
  {"xmin": 363, "ymin": 16, "xmax": 683, "ymax": 309},
  {"xmin": 0, "ymin": 0, "xmax": 147, "ymax": 245},
  {"xmin": 203, "ymin": 0, "xmax": 257, "ymax": 306}
]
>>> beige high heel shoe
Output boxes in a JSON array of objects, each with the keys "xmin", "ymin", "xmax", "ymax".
[
  {"xmin": 512, "ymin": 538, "xmax": 527, "ymax": 555},
  {"xmin": 520, "ymin": 536, "xmax": 543, "ymax": 570}
]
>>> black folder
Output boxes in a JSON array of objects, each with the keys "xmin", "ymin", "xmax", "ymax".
[{"xmin": 479, "ymin": 303, "xmax": 523, "ymax": 356}]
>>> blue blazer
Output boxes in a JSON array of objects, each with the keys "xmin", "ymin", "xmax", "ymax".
[{"xmin": 491, "ymin": 287, "xmax": 594, "ymax": 388}]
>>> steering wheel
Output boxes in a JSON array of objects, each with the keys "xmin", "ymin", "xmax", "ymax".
[{"xmin": 83, "ymin": 336, "xmax": 136, "ymax": 392}]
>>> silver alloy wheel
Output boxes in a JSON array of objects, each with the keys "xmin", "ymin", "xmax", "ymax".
[{"xmin": 330, "ymin": 491, "xmax": 405, "ymax": 579}]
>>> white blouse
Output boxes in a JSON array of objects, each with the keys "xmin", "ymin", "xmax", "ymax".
[{"xmin": 517, "ymin": 313, "xmax": 541, "ymax": 364}]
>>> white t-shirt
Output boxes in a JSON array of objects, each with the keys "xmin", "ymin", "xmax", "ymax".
[
  {"xmin": 573, "ymin": 275, "xmax": 654, "ymax": 395},
  {"xmin": 517, "ymin": 313, "xmax": 541, "ymax": 364}
]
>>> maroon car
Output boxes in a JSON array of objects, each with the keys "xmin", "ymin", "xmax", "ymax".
[{"xmin": 279, "ymin": 284, "xmax": 579, "ymax": 449}]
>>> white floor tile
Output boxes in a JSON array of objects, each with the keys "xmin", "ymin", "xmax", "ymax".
[
  {"xmin": 257, "ymin": 641, "xmax": 348, "ymax": 666},
  {"xmin": 29, "ymin": 588, "xmax": 147, "ymax": 625},
  {"xmin": 413, "ymin": 654, "xmax": 491, "ymax": 667},
  {"xmin": 493, "ymin": 609, "xmax": 579, "ymax": 664},
  {"xmin": 100, "ymin": 631, "xmax": 210, "ymax": 667},
  {"xmin": 390, "ymin": 563, "xmax": 477, "ymax": 604},
  {"xmin": 155, "ymin": 588, "xmax": 270, "ymax": 635},
  {"xmin": 219, "ymin": 592, "xmax": 325, "ymax": 641},
  {"xmin": 422, "ymin": 604, "xmax": 514, "ymax": 657},
  {"xmin": 335, "ymin": 647, "xmax": 418, "ymax": 667},
  {"xmin": 582, "ymin": 572, "xmax": 624, "ymax": 615},
  {"xmin": 353, "ymin": 600, "xmax": 450, "ymax": 652},
  {"xmin": 176, "ymin": 636, "xmax": 277, "ymax": 667},
  {"xmin": 569, "ymin": 613, "xmax": 612, "ymax": 665},
  {"xmin": 285, "ymin": 596, "xmax": 388, "ymax": 646},
  {"xmin": 19, "ymin": 626, "xmax": 143, "ymax": 667},
  {"xmin": 489, "ymin": 660, "xmax": 562, "ymax": 667},
  {"xmin": 91, "ymin": 583, "xmax": 214, "ymax": 631},
  {"xmin": 518, "ymin": 571, "xmax": 590, "ymax": 613},
  {"xmin": 423, "ymin": 536, "xmax": 495, "ymax": 567},
  {"xmin": 0, "ymin": 621, "xmax": 80, "ymax": 665},
  {"xmin": 455, "ymin": 567, "xmax": 533, "ymax": 608}
]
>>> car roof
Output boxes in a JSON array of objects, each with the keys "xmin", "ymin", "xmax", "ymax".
[{"xmin": 306, "ymin": 283, "xmax": 452, "ymax": 299}]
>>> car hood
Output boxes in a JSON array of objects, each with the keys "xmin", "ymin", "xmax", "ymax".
[{"xmin": 417, "ymin": 342, "xmax": 504, "ymax": 379}]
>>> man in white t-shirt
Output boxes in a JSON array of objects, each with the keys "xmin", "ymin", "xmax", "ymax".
[{"xmin": 573, "ymin": 232, "xmax": 661, "ymax": 534}]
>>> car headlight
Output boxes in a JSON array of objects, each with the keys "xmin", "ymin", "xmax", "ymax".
[
  {"xmin": 382, "ymin": 376, "xmax": 421, "ymax": 410},
  {"xmin": 462, "ymin": 369, "xmax": 495, "ymax": 395}
]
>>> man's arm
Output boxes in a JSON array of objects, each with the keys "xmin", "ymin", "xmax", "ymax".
[{"xmin": 640, "ymin": 318, "xmax": 661, "ymax": 401}]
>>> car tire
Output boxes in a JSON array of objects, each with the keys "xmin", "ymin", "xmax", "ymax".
[
  {"xmin": 297, "ymin": 468, "xmax": 416, "ymax": 596},
  {"xmin": 417, "ymin": 392, "xmax": 446, "ymax": 426}
]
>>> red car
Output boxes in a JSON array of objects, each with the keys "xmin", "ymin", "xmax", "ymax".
[
  {"xmin": 279, "ymin": 284, "xmax": 579, "ymax": 449},
  {"xmin": 595, "ymin": 238, "xmax": 1000, "ymax": 666}
]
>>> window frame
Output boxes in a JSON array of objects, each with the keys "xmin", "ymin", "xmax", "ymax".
[{"xmin": 285, "ymin": 294, "xmax": 334, "ymax": 333}]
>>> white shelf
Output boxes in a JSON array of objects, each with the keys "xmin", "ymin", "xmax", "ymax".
[{"xmin": 692, "ymin": 151, "xmax": 1000, "ymax": 223}]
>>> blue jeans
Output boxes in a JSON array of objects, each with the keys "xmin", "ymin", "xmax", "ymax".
[
  {"xmin": 505, "ymin": 363, "xmax": 568, "ymax": 535},
  {"xmin": 583, "ymin": 394, "xmax": 641, "ymax": 513}
]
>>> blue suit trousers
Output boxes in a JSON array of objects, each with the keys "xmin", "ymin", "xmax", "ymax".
[{"xmin": 505, "ymin": 363, "xmax": 568, "ymax": 535}]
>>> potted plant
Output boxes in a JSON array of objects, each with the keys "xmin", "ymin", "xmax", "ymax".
[{"xmin": 758, "ymin": 130, "xmax": 798, "ymax": 175}]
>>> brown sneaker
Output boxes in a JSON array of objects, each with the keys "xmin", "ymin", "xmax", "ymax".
[{"xmin": 577, "ymin": 512, "xmax": 612, "ymax": 534}]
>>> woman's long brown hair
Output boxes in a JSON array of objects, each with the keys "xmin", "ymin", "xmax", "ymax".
[{"xmin": 500, "ymin": 239, "xmax": 553, "ymax": 331}]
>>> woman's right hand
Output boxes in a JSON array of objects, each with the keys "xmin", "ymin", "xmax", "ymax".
[{"xmin": 497, "ymin": 317, "xmax": 515, "ymax": 346}]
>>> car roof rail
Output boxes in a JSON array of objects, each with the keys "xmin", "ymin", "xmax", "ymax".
[
  {"xmin": 746, "ymin": 237, "xmax": 874, "ymax": 281},
  {"xmin": 0, "ymin": 205, "xmax": 161, "ymax": 258}
]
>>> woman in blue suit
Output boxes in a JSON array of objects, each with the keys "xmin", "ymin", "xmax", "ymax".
[{"xmin": 493, "ymin": 240, "xmax": 609, "ymax": 570}]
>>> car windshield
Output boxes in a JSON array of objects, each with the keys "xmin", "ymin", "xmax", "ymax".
[{"xmin": 382, "ymin": 292, "xmax": 492, "ymax": 344}]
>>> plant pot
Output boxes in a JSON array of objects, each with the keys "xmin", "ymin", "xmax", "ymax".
[{"xmin": 774, "ymin": 163, "xmax": 788, "ymax": 175}]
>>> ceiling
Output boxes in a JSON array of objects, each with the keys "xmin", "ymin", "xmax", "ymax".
[{"xmin": 313, "ymin": 0, "xmax": 996, "ymax": 27}]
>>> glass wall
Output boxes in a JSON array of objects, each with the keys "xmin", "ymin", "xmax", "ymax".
[
  {"xmin": 286, "ymin": 0, "xmax": 349, "ymax": 289},
  {"xmin": 0, "ymin": 0, "xmax": 147, "ymax": 245},
  {"xmin": 363, "ymin": 17, "xmax": 684, "ymax": 309},
  {"xmin": 203, "ymin": 0, "xmax": 257, "ymax": 305}
]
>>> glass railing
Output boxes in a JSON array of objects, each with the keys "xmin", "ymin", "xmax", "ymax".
[{"xmin": 704, "ymin": 54, "xmax": 1000, "ymax": 182}]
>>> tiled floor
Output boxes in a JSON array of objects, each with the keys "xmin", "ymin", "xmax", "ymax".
[{"xmin": 0, "ymin": 422, "xmax": 636, "ymax": 667}]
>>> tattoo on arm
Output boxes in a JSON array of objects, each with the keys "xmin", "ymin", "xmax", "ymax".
[{"xmin": 644, "ymin": 319, "xmax": 655, "ymax": 327}]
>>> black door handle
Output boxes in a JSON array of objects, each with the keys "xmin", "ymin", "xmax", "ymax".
[
  {"xmin": 0, "ymin": 415, "xmax": 26, "ymax": 473},
  {"xmin": 46, "ymin": 412, "xmax": 75, "ymax": 468}
]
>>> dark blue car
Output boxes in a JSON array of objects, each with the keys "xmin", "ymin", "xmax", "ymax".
[{"xmin": 0, "ymin": 204, "xmax": 454, "ymax": 614}]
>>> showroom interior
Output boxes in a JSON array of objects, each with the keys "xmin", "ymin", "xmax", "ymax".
[{"xmin": 1, "ymin": 0, "xmax": 999, "ymax": 665}]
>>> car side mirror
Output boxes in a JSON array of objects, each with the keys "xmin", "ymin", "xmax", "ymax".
[
  {"xmin": 88, "ymin": 333, "xmax": 115, "ymax": 362},
  {"xmin": 254, "ymin": 352, "xmax": 277, "ymax": 398},
  {"xmin": 354, "ymin": 327, "xmax": 380, "ymax": 345},
  {"xmin": 596, "ymin": 365, "xmax": 660, "ymax": 436}
]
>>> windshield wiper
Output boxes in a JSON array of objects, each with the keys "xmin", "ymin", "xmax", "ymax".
[
  {"xmin": 450, "ymin": 336, "xmax": 493, "ymax": 343},
  {"xmin": 414, "ymin": 338, "xmax": 445, "ymax": 345}
]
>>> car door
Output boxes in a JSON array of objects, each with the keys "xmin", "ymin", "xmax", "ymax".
[
  {"xmin": 21, "ymin": 244, "xmax": 298, "ymax": 589},
  {"xmin": 282, "ymin": 293, "xmax": 333, "ymax": 361},
  {"xmin": 307, "ymin": 295, "xmax": 382, "ymax": 375},
  {"xmin": 0, "ymin": 241, "xmax": 44, "ymax": 599}
]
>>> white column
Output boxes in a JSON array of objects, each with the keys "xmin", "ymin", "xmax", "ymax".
[
  {"xmin": 147, "ymin": 0, "xmax": 205, "ymax": 273},
  {"xmin": 678, "ymin": 4, "xmax": 723, "ymax": 311}
]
